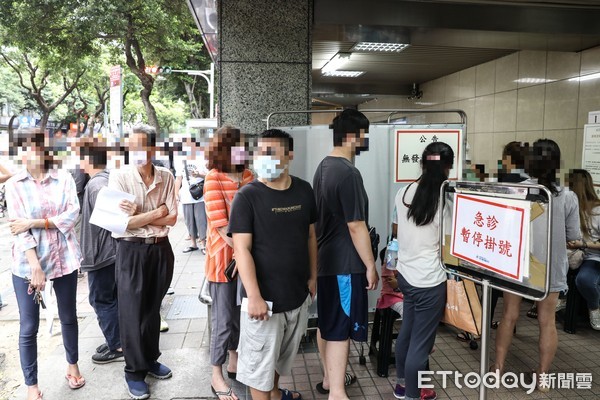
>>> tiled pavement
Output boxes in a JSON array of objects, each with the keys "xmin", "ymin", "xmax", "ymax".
[{"xmin": 1, "ymin": 215, "xmax": 599, "ymax": 399}]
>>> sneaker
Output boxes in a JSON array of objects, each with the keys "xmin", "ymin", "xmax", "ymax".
[
  {"xmin": 160, "ymin": 316, "xmax": 169, "ymax": 332},
  {"xmin": 96, "ymin": 343, "xmax": 109, "ymax": 354},
  {"xmin": 393, "ymin": 384, "xmax": 436, "ymax": 400},
  {"xmin": 148, "ymin": 361, "xmax": 172, "ymax": 379},
  {"xmin": 92, "ymin": 348, "xmax": 124, "ymax": 364},
  {"xmin": 125, "ymin": 378, "xmax": 150, "ymax": 400},
  {"xmin": 555, "ymin": 298, "xmax": 567, "ymax": 312},
  {"xmin": 589, "ymin": 309, "xmax": 600, "ymax": 330}
]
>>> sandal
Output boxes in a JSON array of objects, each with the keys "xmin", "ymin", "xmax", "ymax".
[
  {"xmin": 279, "ymin": 388, "xmax": 302, "ymax": 400},
  {"xmin": 315, "ymin": 373, "xmax": 357, "ymax": 394},
  {"xmin": 183, "ymin": 246, "xmax": 199, "ymax": 253},
  {"xmin": 211, "ymin": 385, "xmax": 236, "ymax": 399},
  {"xmin": 65, "ymin": 374, "xmax": 86, "ymax": 389},
  {"xmin": 527, "ymin": 305, "xmax": 538, "ymax": 319},
  {"xmin": 491, "ymin": 321, "xmax": 500, "ymax": 329},
  {"xmin": 456, "ymin": 332, "xmax": 471, "ymax": 342}
]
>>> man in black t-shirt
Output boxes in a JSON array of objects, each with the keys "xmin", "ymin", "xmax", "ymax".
[
  {"xmin": 312, "ymin": 109, "xmax": 379, "ymax": 399},
  {"xmin": 229, "ymin": 129, "xmax": 316, "ymax": 400}
]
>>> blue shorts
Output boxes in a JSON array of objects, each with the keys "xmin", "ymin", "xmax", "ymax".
[{"xmin": 317, "ymin": 273, "xmax": 368, "ymax": 342}]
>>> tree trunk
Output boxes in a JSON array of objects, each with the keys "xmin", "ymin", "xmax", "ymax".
[
  {"xmin": 184, "ymin": 82, "xmax": 202, "ymax": 119},
  {"xmin": 140, "ymin": 84, "xmax": 159, "ymax": 132},
  {"xmin": 8, "ymin": 115, "xmax": 17, "ymax": 154},
  {"xmin": 39, "ymin": 112, "xmax": 50, "ymax": 133}
]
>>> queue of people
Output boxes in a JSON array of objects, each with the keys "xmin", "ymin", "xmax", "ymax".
[{"xmin": 1, "ymin": 112, "xmax": 599, "ymax": 400}]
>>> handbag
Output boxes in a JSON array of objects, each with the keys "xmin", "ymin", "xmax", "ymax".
[
  {"xmin": 568, "ymin": 248, "xmax": 584, "ymax": 270},
  {"xmin": 441, "ymin": 276, "xmax": 482, "ymax": 336},
  {"xmin": 184, "ymin": 160, "xmax": 204, "ymax": 200}
]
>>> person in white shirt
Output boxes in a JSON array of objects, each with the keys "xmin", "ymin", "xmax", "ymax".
[
  {"xmin": 392, "ymin": 142, "xmax": 454, "ymax": 400},
  {"xmin": 175, "ymin": 138, "xmax": 208, "ymax": 254}
]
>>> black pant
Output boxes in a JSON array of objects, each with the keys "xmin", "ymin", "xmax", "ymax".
[
  {"xmin": 116, "ymin": 239, "xmax": 174, "ymax": 381},
  {"xmin": 88, "ymin": 263, "xmax": 121, "ymax": 351}
]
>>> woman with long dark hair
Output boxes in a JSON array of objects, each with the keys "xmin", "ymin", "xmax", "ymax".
[
  {"xmin": 6, "ymin": 131, "xmax": 84, "ymax": 400},
  {"xmin": 204, "ymin": 126, "xmax": 254, "ymax": 400},
  {"xmin": 567, "ymin": 169, "xmax": 600, "ymax": 330},
  {"xmin": 392, "ymin": 142, "xmax": 454, "ymax": 400},
  {"xmin": 493, "ymin": 139, "xmax": 580, "ymax": 392}
]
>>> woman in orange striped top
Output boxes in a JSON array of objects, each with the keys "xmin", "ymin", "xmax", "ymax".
[{"xmin": 204, "ymin": 126, "xmax": 253, "ymax": 400}]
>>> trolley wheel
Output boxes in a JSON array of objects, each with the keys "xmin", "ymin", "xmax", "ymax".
[
  {"xmin": 359, "ymin": 355, "xmax": 366, "ymax": 365},
  {"xmin": 469, "ymin": 340, "xmax": 478, "ymax": 350}
]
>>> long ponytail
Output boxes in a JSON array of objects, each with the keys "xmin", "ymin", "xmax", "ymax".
[{"xmin": 407, "ymin": 142, "xmax": 454, "ymax": 226}]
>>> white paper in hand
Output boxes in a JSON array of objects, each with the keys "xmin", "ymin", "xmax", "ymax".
[
  {"xmin": 89, "ymin": 187, "xmax": 136, "ymax": 235},
  {"xmin": 241, "ymin": 297, "xmax": 273, "ymax": 317}
]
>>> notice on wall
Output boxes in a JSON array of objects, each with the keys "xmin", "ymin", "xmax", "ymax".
[
  {"xmin": 582, "ymin": 124, "xmax": 600, "ymax": 197},
  {"xmin": 450, "ymin": 194, "xmax": 530, "ymax": 281},
  {"xmin": 395, "ymin": 129, "xmax": 462, "ymax": 182}
]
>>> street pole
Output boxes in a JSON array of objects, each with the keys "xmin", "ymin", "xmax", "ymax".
[{"xmin": 171, "ymin": 63, "xmax": 215, "ymax": 119}]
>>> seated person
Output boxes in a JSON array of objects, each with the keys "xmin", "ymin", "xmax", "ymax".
[{"xmin": 376, "ymin": 247, "xmax": 404, "ymax": 317}]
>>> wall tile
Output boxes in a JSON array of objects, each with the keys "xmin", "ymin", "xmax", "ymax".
[
  {"xmin": 517, "ymin": 50, "xmax": 547, "ymax": 88},
  {"xmin": 546, "ymin": 52, "xmax": 581, "ymax": 81},
  {"xmin": 467, "ymin": 132, "xmax": 491, "ymax": 168},
  {"xmin": 515, "ymin": 130, "xmax": 543, "ymax": 147},
  {"xmin": 459, "ymin": 67, "xmax": 476, "ymax": 100},
  {"xmin": 581, "ymin": 45, "xmax": 600, "ymax": 76},
  {"xmin": 495, "ymin": 53, "xmax": 519, "ymax": 92},
  {"xmin": 459, "ymin": 98, "xmax": 476, "ymax": 134},
  {"xmin": 474, "ymin": 95, "xmax": 494, "ymax": 133},
  {"xmin": 476, "ymin": 61, "xmax": 495, "ymax": 97},
  {"xmin": 493, "ymin": 90, "xmax": 517, "ymax": 132},
  {"xmin": 516, "ymin": 85, "xmax": 545, "ymax": 131},
  {"xmin": 543, "ymin": 80, "xmax": 579, "ymax": 130},
  {"xmin": 543, "ymin": 129, "xmax": 577, "ymax": 173},
  {"xmin": 575, "ymin": 128, "xmax": 584, "ymax": 168},
  {"xmin": 577, "ymin": 77, "xmax": 600, "ymax": 128},
  {"xmin": 445, "ymin": 72, "xmax": 460, "ymax": 103}
]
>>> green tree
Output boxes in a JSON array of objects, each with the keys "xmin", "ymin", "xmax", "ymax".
[{"xmin": 88, "ymin": 0, "xmax": 205, "ymax": 133}]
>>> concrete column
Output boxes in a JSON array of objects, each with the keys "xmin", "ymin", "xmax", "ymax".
[{"xmin": 218, "ymin": 0, "xmax": 312, "ymax": 133}]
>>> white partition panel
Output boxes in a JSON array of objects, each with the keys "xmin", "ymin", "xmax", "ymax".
[{"xmin": 276, "ymin": 123, "xmax": 466, "ymax": 313}]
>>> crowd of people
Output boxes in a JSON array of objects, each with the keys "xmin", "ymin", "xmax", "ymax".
[{"xmin": 0, "ymin": 110, "xmax": 599, "ymax": 400}]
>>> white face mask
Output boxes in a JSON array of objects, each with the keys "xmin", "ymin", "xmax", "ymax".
[
  {"xmin": 129, "ymin": 151, "xmax": 148, "ymax": 166},
  {"xmin": 253, "ymin": 155, "xmax": 286, "ymax": 181}
]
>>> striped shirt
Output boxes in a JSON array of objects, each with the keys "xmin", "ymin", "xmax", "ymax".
[
  {"xmin": 5, "ymin": 169, "xmax": 81, "ymax": 279},
  {"xmin": 204, "ymin": 169, "xmax": 253, "ymax": 282}
]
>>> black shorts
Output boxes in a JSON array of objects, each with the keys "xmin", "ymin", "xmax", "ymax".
[{"xmin": 317, "ymin": 273, "xmax": 368, "ymax": 342}]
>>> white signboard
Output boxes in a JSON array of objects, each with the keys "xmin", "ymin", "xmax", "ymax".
[
  {"xmin": 582, "ymin": 124, "xmax": 600, "ymax": 197},
  {"xmin": 450, "ymin": 194, "xmax": 530, "ymax": 281},
  {"xmin": 395, "ymin": 129, "xmax": 462, "ymax": 182},
  {"xmin": 109, "ymin": 65, "xmax": 122, "ymax": 136}
]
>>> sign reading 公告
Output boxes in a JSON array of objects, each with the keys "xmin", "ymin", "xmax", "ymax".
[{"xmin": 450, "ymin": 194, "xmax": 530, "ymax": 281}]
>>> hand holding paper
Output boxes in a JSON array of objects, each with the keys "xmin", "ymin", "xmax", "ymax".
[{"xmin": 90, "ymin": 187, "xmax": 136, "ymax": 235}]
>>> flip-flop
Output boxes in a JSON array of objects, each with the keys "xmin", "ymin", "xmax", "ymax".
[
  {"xmin": 315, "ymin": 373, "xmax": 357, "ymax": 394},
  {"xmin": 279, "ymin": 388, "xmax": 302, "ymax": 400},
  {"xmin": 456, "ymin": 332, "xmax": 471, "ymax": 342},
  {"xmin": 65, "ymin": 374, "xmax": 86, "ymax": 389},
  {"xmin": 211, "ymin": 385, "xmax": 236, "ymax": 399},
  {"xmin": 183, "ymin": 246, "xmax": 199, "ymax": 253}
]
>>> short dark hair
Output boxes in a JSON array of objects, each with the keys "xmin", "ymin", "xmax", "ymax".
[
  {"xmin": 80, "ymin": 143, "xmax": 108, "ymax": 169},
  {"xmin": 259, "ymin": 129, "xmax": 293, "ymax": 153},
  {"xmin": 529, "ymin": 139, "xmax": 561, "ymax": 195},
  {"xmin": 330, "ymin": 109, "xmax": 369, "ymax": 146},
  {"xmin": 502, "ymin": 141, "xmax": 528, "ymax": 170},
  {"xmin": 207, "ymin": 125, "xmax": 244, "ymax": 173}
]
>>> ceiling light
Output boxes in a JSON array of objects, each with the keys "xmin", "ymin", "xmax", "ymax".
[
  {"xmin": 321, "ymin": 52, "xmax": 351, "ymax": 74},
  {"xmin": 514, "ymin": 78, "xmax": 556, "ymax": 84},
  {"xmin": 322, "ymin": 71, "xmax": 365, "ymax": 78},
  {"xmin": 568, "ymin": 72, "xmax": 600, "ymax": 82},
  {"xmin": 350, "ymin": 42, "xmax": 410, "ymax": 52}
]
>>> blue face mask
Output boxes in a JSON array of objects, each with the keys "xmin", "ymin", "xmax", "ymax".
[{"xmin": 253, "ymin": 155, "xmax": 286, "ymax": 181}]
